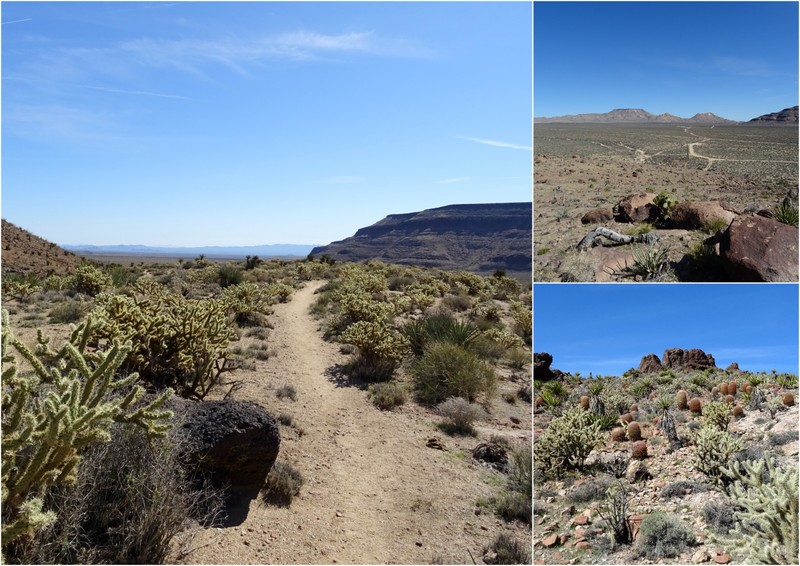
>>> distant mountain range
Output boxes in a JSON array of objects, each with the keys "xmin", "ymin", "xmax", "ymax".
[
  {"xmin": 748, "ymin": 106, "xmax": 799, "ymax": 124},
  {"xmin": 534, "ymin": 107, "xmax": 800, "ymax": 125},
  {"xmin": 310, "ymin": 202, "xmax": 532, "ymax": 276},
  {"xmin": 62, "ymin": 243, "xmax": 317, "ymax": 258},
  {"xmin": 534, "ymin": 108, "xmax": 737, "ymax": 124}
]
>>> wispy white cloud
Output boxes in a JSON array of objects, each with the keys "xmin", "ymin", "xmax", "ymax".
[
  {"xmin": 81, "ymin": 84, "xmax": 189, "ymax": 100},
  {"xmin": 118, "ymin": 30, "xmax": 431, "ymax": 75},
  {"xmin": 460, "ymin": 136, "xmax": 532, "ymax": 151},
  {"xmin": 2, "ymin": 18, "xmax": 33, "ymax": 25},
  {"xmin": 321, "ymin": 175, "xmax": 364, "ymax": 184},
  {"xmin": 712, "ymin": 56, "xmax": 773, "ymax": 78},
  {"xmin": 435, "ymin": 177, "xmax": 470, "ymax": 184}
]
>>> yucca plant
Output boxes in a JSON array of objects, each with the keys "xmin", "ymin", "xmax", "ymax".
[
  {"xmin": 631, "ymin": 244, "xmax": 670, "ymax": 280},
  {"xmin": 773, "ymin": 202, "xmax": 799, "ymax": 227},
  {"xmin": 401, "ymin": 314, "xmax": 479, "ymax": 357}
]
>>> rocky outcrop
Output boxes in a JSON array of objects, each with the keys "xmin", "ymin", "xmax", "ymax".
[
  {"xmin": 472, "ymin": 442, "xmax": 508, "ymax": 472},
  {"xmin": 310, "ymin": 202, "xmax": 531, "ymax": 275},
  {"xmin": 725, "ymin": 362, "xmax": 742, "ymax": 373},
  {"xmin": 638, "ymin": 354, "xmax": 663, "ymax": 374},
  {"xmin": 670, "ymin": 201, "xmax": 737, "ymax": 231},
  {"xmin": 535, "ymin": 108, "xmax": 736, "ymax": 124},
  {"xmin": 662, "ymin": 348, "xmax": 716, "ymax": 371},
  {"xmin": 614, "ymin": 193, "xmax": 659, "ymax": 223},
  {"xmin": 169, "ymin": 398, "xmax": 280, "ymax": 496},
  {"xmin": 718, "ymin": 214, "xmax": 799, "ymax": 282},
  {"xmin": 534, "ymin": 352, "xmax": 558, "ymax": 381}
]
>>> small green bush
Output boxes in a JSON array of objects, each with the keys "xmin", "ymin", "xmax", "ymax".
[
  {"xmin": 275, "ymin": 384, "xmax": 297, "ymax": 401},
  {"xmin": 402, "ymin": 314, "xmax": 479, "ymax": 357},
  {"xmin": 702, "ymin": 500, "xmax": 735, "ymax": 534},
  {"xmin": 773, "ymin": 202, "xmax": 799, "ymax": 227},
  {"xmin": 47, "ymin": 299, "xmax": 86, "ymax": 323},
  {"xmin": 636, "ymin": 512, "xmax": 695, "ymax": 559},
  {"xmin": 72, "ymin": 264, "xmax": 112, "ymax": 296},
  {"xmin": 217, "ymin": 264, "xmax": 244, "ymax": 288},
  {"xmin": 410, "ymin": 342, "xmax": 496, "ymax": 404},
  {"xmin": 568, "ymin": 477, "xmax": 613, "ymax": 503},
  {"xmin": 368, "ymin": 382, "xmax": 407, "ymax": 410}
]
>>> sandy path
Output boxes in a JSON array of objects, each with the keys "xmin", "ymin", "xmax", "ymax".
[{"xmin": 175, "ymin": 281, "xmax": 514, "ymax": 565}]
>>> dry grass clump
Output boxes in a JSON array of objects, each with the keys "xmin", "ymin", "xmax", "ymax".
[
  {"xmin": 436, "ymin": 397, "xmax": 486, "ymax": 435},
  {"xmin": 263, "ymin": 461, "xmax": 304, "ymax": 507},
  {"xmin": 368, "ymin": 382, "xmax": 408, "ymax": 410}
]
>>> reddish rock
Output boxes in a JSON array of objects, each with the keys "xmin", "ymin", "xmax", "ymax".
[
  {"xmin": 581, "ymin": 207, "xmax": 614, "ymax": 224},
  {"xmin": 629, "ymin": 514, "xmax": 646, "ymax": 540},
  {"xmin": 638, "ymin": 353, "xmax": 663, "ymax": 374},
  {"xmin": 662, "ymin": 348, "xmax": 716, "ymax": 370},
  {"xmin": 670, "ymin": 200, "xmax": 736, "ymax": 230},
  {"xmin": 541, "ymin": 533, "xmax": 559, "ymax": 548},
  {"xmin": 572, "ymin": 514, "xmax": 590, "ymax": 526},
  {"xmin": 719, "ymin": 213, "xmax": 799, "ymax": 282},
  {"xmin": 615, "ymin": 193, "xmax": 659, "ymax": 223},
  {"xmin": 575, "ymin": 541, "xmax": 591, "ymax": 550},
  {"xmin": 714, "ymin": 552, "xmax": 731, "ymax": 564},
  {"xmin": 726, "ymin": 362, "xmax": 742, "ymax": 373}
]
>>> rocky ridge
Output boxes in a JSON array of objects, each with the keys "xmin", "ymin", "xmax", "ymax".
[
  {"xmin": 748, "ymin": 106, "xmax": 799, "ymax": 124},
  {"xmin": 534, "ymin": 109, "xmax": 736, "ymax": 124},
  {"xmin": 310, "ymin": 202, "xmax": 532, "ymax": 275}
]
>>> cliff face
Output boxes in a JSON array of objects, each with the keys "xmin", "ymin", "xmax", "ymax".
[{"xmin": 310, "ymin": 202, "xmax": 532, "ymax": 275}]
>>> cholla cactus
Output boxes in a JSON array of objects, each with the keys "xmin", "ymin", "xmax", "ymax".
[
  {"xmin": 717, "ymin": 457, "xmax": 799, "ymax": 564},
  {"xmin": 481, "ymin": 327, "xmax": 525, "ymax": 350},
  {"xmin": 1, "ymin": 310, "xmax": 173, "ymax": 546},
  {"xmin": 692, "ymin": 423, "xmax": 743, "ymax": 490},
  {"xmin": 2, "ymin": 279, "xmax": 42, "ymax": 301},
  {"xmin": 72, "ymin": 264, "xmax": 112, "ymax": 296},
  {"xmin": 702, "ymin": 400, "xmax": 731, "ymax": 431},
  {"xmin": 534, "ymin": 407, "xmax": 602, "ymax": 475},
  {"xmin": 340, "ymin": 320, "xmax": 409, "ymax": 367}
]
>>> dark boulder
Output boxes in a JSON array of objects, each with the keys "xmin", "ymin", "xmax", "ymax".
[
  {"xmin": 662, "ymin": 348, "xmax": 716, "ymax": 371},
  {"xmin": 614, "ymin": 193, "xmax": 659, "ymax": 223},
  {"xmin": 637, "ymin": 354, "xmax": 663, "ymax": 374},
  {"xmin": 168, "ymin": 397, "xmax": 280, "ymax": 495},
  {"xmin": 718, "ymin": 214, "xmax": 799, "ymax": 282},
  {"xmin": 725, "ymin": 362, "xmax": 742, "ymax": 373},
  {"xmin": 534, "ymin": 352, "xmax": 555, "ymax": 380}
]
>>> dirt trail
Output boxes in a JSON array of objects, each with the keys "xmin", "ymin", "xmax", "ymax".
[{"xmin": 174, "ymin": 281, "xmax": 519, "ymax": 565}]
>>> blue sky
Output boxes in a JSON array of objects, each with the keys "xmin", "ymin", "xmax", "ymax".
[
  {"xmin": 534, "ymin": 1, "xmax": 798, "ymax": 121},
  {"xmin": 2, "ymin": 2, "xmax": 532, "ymax": 247},
  {"xmin": 534, "ymin": 284, "xmax": 800, "ymax": 375}
]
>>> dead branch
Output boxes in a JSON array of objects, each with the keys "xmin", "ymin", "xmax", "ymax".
[{"xmin": 576, "ymin": 226, "xmax": 660, "ymax": 250}]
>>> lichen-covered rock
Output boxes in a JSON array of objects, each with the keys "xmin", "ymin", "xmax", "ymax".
[{"xmin": 670, "ymin": 200, "xmax": 736, "ymax": 230}]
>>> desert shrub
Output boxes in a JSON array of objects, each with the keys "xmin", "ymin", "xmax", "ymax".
[
  {"xmin": 693, "ymin": 423, "xmax": 743, "ymax": 490},
  {"xmin": 631, "ymin": 243, "xmax": 670, "ymax": 280},
  {"xmin": 596, "ymin": 481, "xmax": 632, "ymax": 544},
  {"xmin": 495, "ymin": 442, "xmax": 531, "ymax": 524},
  {"xmin": 483, "ymin": 533, "xmax": 530, "ymax": 565},
  {"xmin": 767, "ymin": 430, "xmax": 798, "ymax": 447},
  {"xmin": 263, "ymin": 461, "xmax": 304, "ymax": 507},
  {"xmin": 509, "ymin": 300, "xmax": 532, "ymax": 345},
  {"xmin": 703, "ymin": 217, "xmax": 730, "ymax": 234},
  {"xmin": 410, "ymin": 342, "xmax": 496, "ymax": 404},
  {"xmin": 441, "ymin": 293, "xmax": 472, "ymax": 312},
  {"xmin": 660, "ymin": 480, "xmax": 707, "ymax": 499},
  {"xmin": 717, "ymin": 456, "xmax": 798, "ymax": 564},
  {"xmin": 436, "ymin": 397, "xmax": 486, "ymax": 435},
  {"xmin": 534, "ymin": 408, "xmax": 602, "ymax": 476},
  {"xmin": 368, "ymin": 382, "xmax": 407, "ymax": 410},
  {"xmin": 47, "ymin": 299, "xmax": 86, "ymax": 323},
  {"xmin": 1, "ymin": 311, "xmax": 173, "ymax": 554},
  {"xmin": 636, "ymin": 512, "xmax": 695, "ymax": 559},
  {"xmin": 401, "ymin": 314, "xmax": 480, "ymax": 357},
  {"xmin": 773, "ymin": 201, "xmax": 799, "ymax": 227},
  {"xmin": 275, "ymin": 384, "xmax": 297, "ymax": 401},
  {"xmin": 504, "ymin": 347, "xmax": 529, "ymax": 370},
  {"xmin": 568, "ymin": 477, "xmax": 613, "ymax": 503},
  {"xmin": 105, "ymin": 264, "xmax": 136, "ymax": 288},
  {"xmin": 278, "ymin": 413, "xmax": 294, "ymax": 426},
  {"xmin": 702, "ymin": 500, "xmax": 736, "ymax": 534},
  {"xmin": 480, "ymin": 327, "xmax": 526, "ymax": 351}
]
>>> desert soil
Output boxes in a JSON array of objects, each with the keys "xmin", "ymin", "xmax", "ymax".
[
  {"xmin": 533, "ymin": 124, "xmax": 799, "ymax": 281},
  {"xmin": 168, "ymin": 280, "xmax": 531, "ymax": 565}
]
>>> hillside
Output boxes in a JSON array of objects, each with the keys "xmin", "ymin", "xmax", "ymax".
[
  {"xmin": 748, "ymin": 106, "xmax": 799, "ymax": 124},
  {"xmin": 534, "ymin": 108, "xmax": 736, "ymax": 124},
  {"xmin": 1, "ymin": 219, "xmax": 83, "ymax": 276},
  {"xmin": 310, "ymin": 202, "xmax": 532, "ymax": 275}
]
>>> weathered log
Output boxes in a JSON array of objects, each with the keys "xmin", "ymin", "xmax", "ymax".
[{"xmin": 576, "ymin": 227, "xmax": 660, "ymax": 250}]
